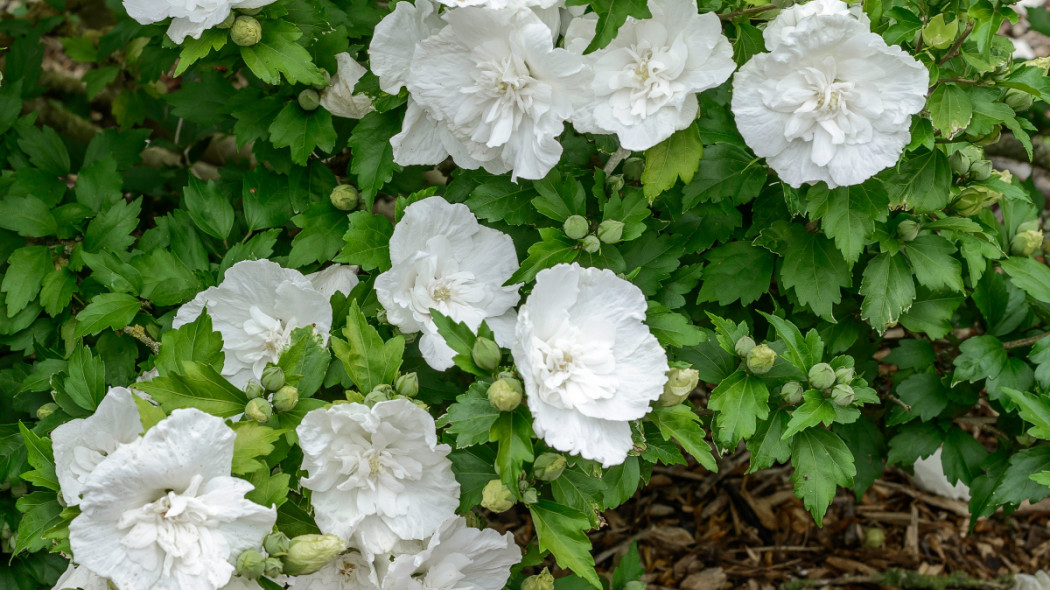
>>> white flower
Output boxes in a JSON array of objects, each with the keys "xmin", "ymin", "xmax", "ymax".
[
  {"xmin": 306, "ymin": 264, "xmax": 361, "ymax": 299},
  {"xmin": 432, "ymin": 0, "xmax": 561, "ymax": 8},
  {"xmin": 381, "ymin": 517, "xmax": 520, "ymax": 590},
  {"xmin": 173, "ymin": 260, "xmax": 333, "ymax": 388},
  {"xmin": 374, "ymin": 197, "xmax": 520, "ymax": 371},
  {"xmin": 320, "ymin": 54, "xmax": 375, "ymax": 119},
  {"xmin": 52, "ymin": 564, "xmax": 109, "ymax": 590},
  {"xmin": 68, "ymin": 409, "xmax": 277, "ymax": 590},
  {"xmin": 911, "ymin": 446, "xmax": 970, "ymax": 501},
  {"xmin": 761, "ymin": 0, "xmax": 869, "ymax": 51},
  {"xmin": 569, "ymin": 0, "xmax": 735, "ymax": 151},
  {"xmin": 731, "ymin": 2, "xmax": 929, "ymax": 188},
  {"xmin": 296, "ymin": 399, "xmax": 460, "ymax": 556},
  {"xmin": 282, "ymin": 551, "xmax": 379, "ymax": 590},
  {"xmin": 369, "ymin": 0, "xmax": 444, "ymax": 95},
  {"xmin": 511, "ymin": 263, "xmax": 669, "ymax": 467},
  {"xmin": 122, "ymin": 0, "xmax": 277, "ymax": 44},
  {"xmin": 1014, "ymin": 571, "xmax": 1050, "ymax": 590},
  {"xmin": 405, "ymin": 7, "xmax": 590, "ymax": 180},
  {"xmin": 52, "ymin": 387, "xmax": 144, "ymax": 506}
]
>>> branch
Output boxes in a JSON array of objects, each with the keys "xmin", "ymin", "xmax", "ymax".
[
  {"xmin": 719, "ymin": 4, "xmax": 777, "ymax": 19},
  {"xmin": 602, "ymin": 147, "xmax": 631, "ymax": 176},
  {"xmin": 937, "ymin": 21, "xmax": 975, "ymax": 66},
  {"xmin": 1003, "ymin": 331, "xmax": 1050, "ymax": 350}
]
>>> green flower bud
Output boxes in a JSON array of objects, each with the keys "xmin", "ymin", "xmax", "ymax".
[
  {"xmin": 481, "ymin": 479, "xmax": 515, "ymax": 512},
  {"xmin": 835, "ymin": 366, "xmax": 855, "ymax": 385},
  {"xmin": 496, "ymin": 371, "xmax": 523, "ymax": 392},
  {"xmin": 1019, "ymin": 219, "xmax": 1041, "ymax": 233},
  {"xmin": 973, "ymin": 126, "xmax": 1001, "ymax": 146},
  {"xmin": 236, "ymin": 549, "xmax": 266, "ymax": 579},
  {"xmin": 282, "ymin": 534, "xmax": 346, "ymax": 576},
  {"xmin": 263, "ymin": 557, "xmax": 283, "ymax": 579},
  {"xmin": 597, "ymin": 220, "xmax": 625, "ymax": 244},
  {"xmin": 745, "ymin": 344, "xmax": 777, "ymax": 375},
  {"xmin": 273, "ymin": 385, "xmax": 299, "ymax": 413},
  {"xmin": 364, "ymin": 384, "xmax": 395, "ymax": 406},
  {"xmin": 230, "ymin": 15, "xmax": 262, "ymax": 47},
  {"xmin": 472, "ymin": 337, "xmax": 501, "ymax": 372},
  {"xmin": 218, "ymin": 12, "xmax": 236, "ymax": 28},
  {"xmin": 948, "ymin": 150, "xmax": 974, "ymax": 176},
  {"xmin": 830, "ymin": 383, "xmax": 855, "ymax": 407},
  {"xmin": 622, "ymin": 157, "xmax": 645, "ymax": 182},
  {"xmin": 968, "ymin": 159, "xmax": 993, "ymax": 182},
  {"xmin": 298, "ymin": 88, "xmax": 321, "ymax": 111},
  {"xmin": 657, "ymin": 366, "xmax": 699, "ymax": 406},
  {"xmin": 896, "ymin": 220, "xmax": 920, "ymax": 242},
  {"xmin": 264, "ymin": 531, "xmax": 291, "ymax": 557},
  {"xmin": 563, "ymin": 215, "xmax": 589, "ymax": 240},
  {"xmin": 522, "ymin": 568, "xmax": 555, "ymax": 590},
  {"xmin": 580, "ymin": 235, "xmax": 601, "ymax": 254},
  {"xmin": 239, "ymin": 6, "xmax": 264, "ymax": 15},
  {"xmin": 951, "ymin": 186, "xmax": 1001, "ymax": 216},
  {"xmin": 808, "ymin": 363, "xmax": 836, "ymax": 390},
  {"xmin": 1004, "ymin": 88, "xmax": 1034, "ymax": 112},
  {"xmin": 261, "ymin": 365, "xmax": 285, "ymax": 392},
  {"xmin": 36, "ymin": 402, "xmax": 59, "ymax": 420},
  {"xmin": 780, "ymin": 381, "xmax": 804, "ymax": 404},
  {"xmin": 1011, "ymin": 229, "xmax": 1044, "ymax": 257},
  {"xmin": 734, "ymin": 336, "xmax": 756, "ymax": 357},
  {"xmin": 245, "ymin": 382, "xmax": 265, "ymax": 400},
  {"xmin": 862, "ymin": 527, "xmax": 885, "ymax": 548},
  {"xmin": 487, "ymin": 379, "xmax": 522, "ymax": 412},
  {"xmin": 920, "ymin": 14, "xmax": 958, "ymax": 49},
  {"xmin": 329, "ymin": 184, "xmax": 360, "ymax": 211},
  {"xmin": 522, "ymin": 488, "xmax": 538, "ymax": 505},
  {"xmin": 533, "ymin": 453, "xmax": 567, "ymax": 481},
  {"xmin": 606, "ymin": 174, "xmax": 626, "ymax": 193},
  {"xmin": 245, "ymin": 398, "xmax": 273, "ymax": 423},
  {"xmin": 395, "ymin": 372, "xmax": 419, "ymax": 398}
]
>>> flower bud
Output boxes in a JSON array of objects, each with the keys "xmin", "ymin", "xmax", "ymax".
[
  {"xmin": 472, "ymin": 337, "xmax": 501, "ymax": 372},
  {"xmin": 781, "ymin": 381, "xmax": 804, "ymax": 404},
  {"xmin": 36, "ymin": 402, "xmax": 59, "ymax": 420},
  {"xmin": 973, "ymin": 126, "xmax": 1001, "ymax": 146},
  {"xmin": 622, "ymin": 157, "xmax": 645, "ymax": 182},
  {"xmin": 597, "ymin": 220, "xmax": 625, "ymax": 244},
  {"xmin": 245, "ymin": 398, "xmax": 273, "ymax": 423},
  {"xmin": 272, "ymin": 385, "xmax": 299, "ymax": 413},
  {"xmin": 835, "ymin": 366, "xmax": 855, "ymax": 385},
  {"xmin": 745, "ymin": 344, "xmax": 777, "ymax": 375},
  {"xmin": 896, "ymin": 220, "xmax": 920, "ymax": 242},
  {"xmin": 330, "ymin": 184, "xmax": 360, "ymax": 211},
  {"xmin": 298, "ymin": 89, "xmax": 321, "ymax": 111},
  {"xmin": 968, "ymin": 159, "xmax": 993, "ymax": 181},
  {"xmin": 657, "ymin": 366, "xmax": 699, "ymax": 406},
  {"xmin": 808, "ymin": 363, "xmax": 836, "ymax": 390},
  {"xmin": 230, "ymin": 15, "xmax": 262, "ymax": 47},
  {"xmin": 263, "ymin": 557, "xmax": 283, "ymax": 579},
  {"xmin": 533, "ymin": 453, "xmax": 567, "ymax": 481},
  {"xmin": 245, "ymin": 382, "xmax": 265, "ymax": 400},
  {"xmin": 1012, "ymin": 229, "xmax": 1044, "ymax": 257},
  {"xmin": 830, "ymin": 383, "xmax": 855, "ymax": 407},
  {"xmin": 487, "ymin": 379, "xmax": 522, "ymax": 412},
  {"xmin": 948, "ymin": 149, "xmax": 974, "ymax": 176},
  {"xmin": 581, "ymin": 235, "xmax": 601, "ymax": 253},
  {"xmin": 734, "ymin": 336, "xmax": 756, "ymax": 357},
  {"xmin": 920, "ymin": 14, "xmax": 957, "ymax": 49},
  {"xmin": 522, "ymin": 568, "xmax": 555, "ymax": 590},
  {"xmin": 282, "ymin": 534, "xmax": 346, "ymax": 576},
  {"xmin": 264, "ymin": 531, "xmax": 291, "ymax": 557},
  {"xmin": 261, "ymin": 365, "xmax": 285, "ymax": 392},
  {"xmin": 951, "ymin": 186, "xmax": 1001, "ymax": 216},
  {"xmin": 364, "ymin": 384, "xmax": 395, "ymax": 406},
  {"xmin": 481, "ymin": 479, "xmax": 515, "ymax": 512},
  {"xmin": 522, "ymin": 488, "xmax": 538, "ymax": 505},
  {"xmin": 395, "ymin": 372, "xmax": 419, "ymax": 398},
  {"xmin": 563, "ymin": 215, "xmax": 589, "ymax": 240},
  {"xmin": 862, "ymin": 527, "xmax": 885, "ymax": 548},
  {"xmin": 1004, "ymin": 88, "xmax": 1034, "ymax": 112},
  {"xmin": 606, "ymin": 174, "xmax": 626, "ymax": 192},
  {"xmin": 235, "ymin": 549, "xmax": 266, "ymax": 579}
]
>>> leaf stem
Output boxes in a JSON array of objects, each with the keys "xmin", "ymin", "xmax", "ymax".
[
  {"xmin": 719, "ymin": 4, "xmax": 777, "ymax": 19},
  {"xmin": 602, "ymin": 147, "xmax": 631, "ymax": 176},
  {"xmin": 1002, "ymin": 331, "xmax": 1050, "ymax": 350},
  {"xmin": 936, "ymin": 21, "xmax": 974, "ymax": 66}
]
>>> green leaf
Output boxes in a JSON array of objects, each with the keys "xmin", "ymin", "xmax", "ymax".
[
  {"xmin": 277, "ymin": 326, "xmax": 330, "ymax": 398},
  {"xmin": 155, "ymin": 310, "xmax": 225, "ymax": 378},
  {"xmin": 132, "ymin": 249, "xmax": 202, "ymax": 306},
  {"xmin": 39, "ymin": 268, "xmax": 76, "ymax": 316},
  {"xmin": 466, "ymin": 176, "xmax": 538, "ymax": 226},
  {"xmin": 230, "ymin": 422, "xmax": 282, "ymax": 475},
  {"xmin": 269, "ymin": 103, "xmax": 338, "ymax": 166},
  {"xmin": 331, "ymin": 300, "xmax": 404, "ymax": 392},
  {"xmin": 747, "ymin": 410, "xmax": 793, "ymax": 472},
  {"xmin": 884, "ymin": 150, "xmax": 952, "ymax": 213},
  {"xmin": 288, "ymin": 202, "xmax": 349, "ymax": 268},
  {"xmin": 443, "ymin": 382, "xmax": 501, "ymax": 448},
  {"xmin": 136, "ymin": 362, "xmax": 247, "ymax": 417},
  {"xmin": 904, "ymin": 234, "xmax": 963, "ymax": 292},
  {"xmin": 174, "ymin": 28, "xmax": 227, "ymax": 77},
  {"xmin": 806, "ymin": 183, "xmax": 889, "ymax": 265},
  {"xmin": 17, "ymin": 124, "xmax": 70, "ymax": 175},
  {"xmin": 941, "ymin": 427, "xmax": 987, "ymax": 486},
  {"xmin": 1000, "ymin": 388, "xmax": 1050, "ymax": 439},
  {"xmin": 183, "ymin": 176, "xmax": 235, "ymax": 240},
  {"xmin": 648, "ymin": 404, "xmax": 718, "ymax": 472},
  {"xmin": 885, "ymin": 339, "xmax": 936, "ymax": 370},
  {"xmin": 682, "ymin": 143, "xmax": 766, "ymax": 208},
  {"xmin": 887, "ymin": 422, "xmax": 943, "ymax": 465},
  {"xmin": 640, "ymin": 124, "xmax": 703, "ymax": 202},
  {"xmin": 696, "ymin": 241, "xmax": 774, "ymax": 306},
  {"xmin": 895, "ymin": 372, "xmax": 949, "ymax": 421},
  {"xmin": 18, "ymin": 423, "xmax": 59, "ymax": 492},
  {"xmin": 898, "ymin": 292, "xmax": 963, "ymax": 340},
  {"xmin": 449, "ymin": 446, "xmax": 498, "ymax": 512},
  {"xmin": 52, "ymin": 346, "xmax": 106, "ymax": 416},
  {"xmin": 952, "ymin": 335, "xmax": 1006, "ymax": 385},
  {"xmin": 334, "ymin": 211, "xmax": 394, "ymax": 272},
  {"xmin": 602, "ymin": 456, "xmax": 641, "ymax": 508},
  {"xmin": 1001, "ymin": 256, "xmax": 1050, "ymax": 303},
  {"xmin": 430, "ymin": 310, "xmax": 489, "ymax": 377},
  {"xmin": 506, "ymin": 229, "xmax": 580, "ymax": 285},
  {"xmin": 987, "ymin": 447, "xmax": 1050, "ymax": 508},
  {"xmin": 708, "ymin": 370, "xmax": 770, "ymax": 447},
  {"xmin": 859, "ymin": 252, "xmax": 916, "ymax": 332},
  {"xmin": 782, "ymin": 390, "xmax": 836, "ymax": 439},
  {"xmin": 927, "ymin": 83, "xmax": 973, "ymax": 139},
  {"xmin": 2, "ymin": 246, "xmax": 52, "ymax": 317},
  {"xmin": 490, "ymin": 407, "xmax": 534, "ymax": 491},
  {"xmin": 569, "ymin": 0, "xmax": 651, "ymax": 53},
  {"xmin": 239, "ymin": 21, "xmax": 326, "ymax": 86},
  {"xmin": 645, "ymin": 303, "xmax": 704, "ymax": 348},
  {"xmin": 74, "ymin": 293, "xmax": 140, "ymax": 338},
  {"xmin": 14, "ymin": 492, "xmax": 63, "ymax": 554},
  {"xmin": 84, "ymin": 197, "xmax": 141, "ymax": 253},
  {"xmin": 0, "ymin": 196, "xmax": 58, "ymax": 237},
  {"xmin": 758, "ymin": 222, "xmax": 851, "ymax": 321},
  {"xmin": 790, "ymin": 429, "xmax": 855, "ymax": 526},
  {"xmin": 533, "ymin": 170, "xmax": 587, "ymax": 221},
  {"xmin": 349, "ymin": 110, "xmax": 403, "ymax": 210},
  {"xmin": 529, "ymin": 500, "xmax": 601, "ymax": 589},
  {"xmin": 74, "ymin": 156, "xmax": 122, "ymax": 211},
  {"xmin": 551, "ymin": 467, "xmax": 605, "ymax": 521},
  {"xmin": 245, "ymin": 469, "xmax": 291, "ymax": 509},
  {"xmin": 834, "ymin": 416, "xmax": 886, "ymax": 500},
  {"xmin": 761, "ymin": 313, "xmax": 819, "ymax": 371}
]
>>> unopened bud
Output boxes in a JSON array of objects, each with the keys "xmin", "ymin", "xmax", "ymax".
[
  {"xmin": 245, "ymin": 382, "xmax": 264, "ymax": 400},
  {"xmin": 781, "ymin": 381, "xmax": 804, "ymax": 404},
  {"xmin": 808, "ymin": 363, "xmax": 836, "ymax": 390},
  {"xmin": 272, "ymin": 385, "xmax": 299, "ymax": 413},
  {"xmin": 522, "ymin": 568, "xmax": 555, "ymax": 590},
  {"xmin": 896, "ymin": 220, "xmax": 920, "ymax": 242},
  {"xmin": 973, "ymin": 126, "xmax": 1001, "ymax": 146},
  {"xmin": 563, "ymin": 215, "xmax": 589, "ymax": 240},
  {"xmin": 245, "ymin": 398, "xmax": 273, "ymax": 423},
  {"xmin": 969, "ymin": 159, "xmax": 993, "ymax": 181},
  {"xmin": 230, "ymin": 15, "xmax": 262, "ymax": 47},
  {"xmin": 264, "ymin": 531, "xmax": 291, "ymax": 557},
  {"xmin": 330, "ymin": 184, "xmax": 360, "ymax": 211},
  {"xmin": 522, "ymin": 488, "xmax": 538, "ymax": 505},
  {"xmin": 746, "ymin": 344, "xmax": 777, "ymax": 375},
  {"xmin": 949, "ymin": 149, "xmax": 974, "ymax": 176},
  {"xmin": 606, "ymin": 174, "xmax": 625, "ymax": 192},
  {"xmin": 364, "ymin": 384, "xmax": 395, "ymax": 406},
  {"xmin": 533, "ymin": 453, "xmax": 567, "ymax": 481},
  {"xmin": 261, "ymin": 365, "xmax": 285, "ymax": 392},
  {"xmin": 481, "ymin": 479, "xmax": 516, "ymax": 512},
  {"xmin": 1004, "ymin": 88, "xmax": 1034, "ymax": 112},
  {"xmin": 830, "ymin": 383, "xmax": 855, "ymax": 407},
  {"xmin": 36, "ymin": 402, "xmax": 59, "ymax": 420},
  {"xmin": 835, "ymin": 366, "xmax": 855, "ymax": 384},
  {"xmin": 1012, "ymin": 229, "xmax": 1044, "ymax": 257},
  {"xmin": 657, "ymin": 367, "xmax": 699, "ymax": 406},
  {"xmin": 581, "ymin": 235, "xmax": 601, "ymax": 253},
  {"xmin": 236, "ymin": 549, "xmax": 266, "ymax": 579},
  {"xmin": 298, "ymin": 89, "xmax": 321, "ymax": 111},
  {"xmin": 734, "ymin": 336, "xmax": 756, "ymax": 357},
  {"xmin": 282, "ymin": 534, "xmax": 346, "ymax": 576},
  {"xmin": 863, "ymin": 527, "xmax": 885, "ymax": 548},
  {"xmin": 597, "ymin": 220, "xmax": 624, "ymax": 244},
  {"xmin": 951, "ymin": 186, "xmax": 1001, "ymax": 216},
  {"xmin": 263, "ymin": 557, "xmax": 283, "ymax": 578},
  {"xmin": 472, "ymin": 337, "xmax": 501, "ymax": 372},
  {"xmin": 395, "ymin": 372, "xmax": 419, "ymax": 398},
  {"xmin": 622, "ymin": 157, "xmax": 645, "ymax": 182},
  {"xmin": 487, "ymin": 379, "xmax": 522, "ymax": 412}
]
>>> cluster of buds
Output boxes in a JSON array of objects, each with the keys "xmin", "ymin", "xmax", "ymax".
[
  {"xmin": 735, "ymin": 336, "xmax": 777, "ymax": 375},
  {"xmin": 563, "ymin": 215, "xmax": 625, "ymax": 253},
  {"xmin": 948, "ymin": 146, "xmax": 992, "ymax": 181},
  {"xmin": 244, "ymin": 366, "xmax": 300, "ymax": 422},
  {"xmin": 799, "ymin": 362, "xmax": 856, "ymax": 407}
]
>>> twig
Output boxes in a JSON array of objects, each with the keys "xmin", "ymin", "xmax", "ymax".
[
  {"xmin": 1002, "ymin": 331, "xmax": 1050, "ymax": 350},
  {"xmin": 886, "ymin": 395, "xmax": 912, "ymax": 413},
  {"xmin": 602, "ymin": 147, "xmax": 631, "ymax": 176},
  {"xmin": 937, "ymin": 21, "xmax": 974, "ymax": 66},
  {"xmin": 719, "ymin": 4, "xmax": 777, "ymax": 19},
  {"xmin": 121, "ymin": 325, "xmax": 160, "ymax": 355}
]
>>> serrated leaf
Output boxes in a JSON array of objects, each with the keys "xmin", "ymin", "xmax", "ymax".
[
  {"xmin": 928, "ymin": 83, "xmax": 973, "ymax": 139},
  {"xmin": 782, "ymin": 390, "xmax": 836, "ymax": 439},
  {"xmin": 18, "ymin": 423, "xmax": 59, "ymax": 492},
  {"xmin": 239, "ymin": 21, "xmax": 326, "ymax": 86},
  {"xmin": 895, "ymin": 372, "xmax": 949, "ymax": 421},
  {"xmin": 506, "ymin": 230, "xmax": 579, "ymax": 285},
  {"xmin": 288, "ymin": 202, "xmax": 349, "ymax": 268},
  {"xmin": 529, "ymin": 500, "xmax": 601, "ymax": 588},
  {"xmin": 135, "ymin": 362, "xmax": 247, "ymax": 417},
  {"xmin": 904, "ymin": 234, "xmax": 963, "ymax": 292},
  {"xmin": 334, "ymin": 210, "xmax": 394, "ymax": 272},
  {"xmin": 708, "ymin": 370, "xmax": 770, "ymax": 447},
  {"xmin": 859, "ymin": 252, "xmax": 916, "ymax": 332},
  {"xmin": 75, "ymin": 156, "xmax": 122, "ymax": 211},
  {"xmin": 443, "ymin": 382, "xmax": 501, "ymax": 447},
  {"xmin": 14, "ymin": 492, "xmax": 63, "ymax": 554},
  {"xmin": 806, "ymin": 183, "xmax": 889, "ymax": 265},
  {"xmin": 489, "ymin": 407, "xmax": 534, "ymax": 491},
  {"xmin": 184, "ymin": 176, "xmax": 235, "ymax": 240},
  {"xmin": 74, "ymin": 293, "xmax": 140, "ymax": 338},
  {"xmin": 2, "ymin": 246, "xmax": 51, "ymax": 317},
  {"xmin": 884, "ymin": 149, "xmax": 952, "ymax": 213},
  {"xmin": 155, "ymin": 310, "xmax": 225, "ymax": 378},
  {"xmin": 430, "ymin": 310, "xmax": 489, "ymax": 377},
  {"xmin": 952, "ymin": 335, "xmax": 1006, "ymax": 385},
  {"xmin": 349, "ymin": 109, "xmax": 403, "ymax": 210},
  {"xmin": 1001, "ymin": 256, "xmax": 1050, "ymax": 303},
  {"xmin": 695, "ymin": 241, "xmax": 774, "ymax": 306},
  {"xmin": 84, "ymin": 197, "xmax": 142, "ymax": 253},
  {"xmin": 758, "ymin": 222, "xmax": 851, "ymax": 321},
  {"xmin": 648, "ymin": 404, "xmax": 718, "ymax": 471},
  {"xmin": 269, "ymin": 103, "xmax": 337, "ymax": 166},
  {"xmin": 277, "ymin": 326, "xmax": 330, "ymax": 398},
  {"xmin": 641, "ymin": 124, "xmax": 703, "ymax": 202},
  {"xmin": 790, "ymin": 429, "xmax": 855, "ymax": 526},
  {"xmin": 331, "ymin": 299, "xmax": 404, "ymax": 392},
  {"xmin": 231, "ymin": 422, "xmax": 282, "ymax": 475},
  {"xmin": 1000, "ymin": 388, "xmax": 1050, "ymax": 440},
  {"xmin": 570, "ymin": 0, "xmax": 652, "ymax": 53},
  {"xmin": 174, "ymin": 28, "xmax": 227, "ymax": 77}
]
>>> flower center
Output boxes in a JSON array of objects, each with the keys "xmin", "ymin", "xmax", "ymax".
[
  {"xmin": 238, "ymin": 305, "xmax": 295, "ymax": 367},
  {"xmin": 116, "ymin": 474, "xmax": 214, "ymax": 576},
  {"xmin": 607, "ymin": 39, "xmax": 687, "ymax": 120},
  {"xmin": 529, "ymin": 322, "xmax": 618, "ymax": 410}
]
